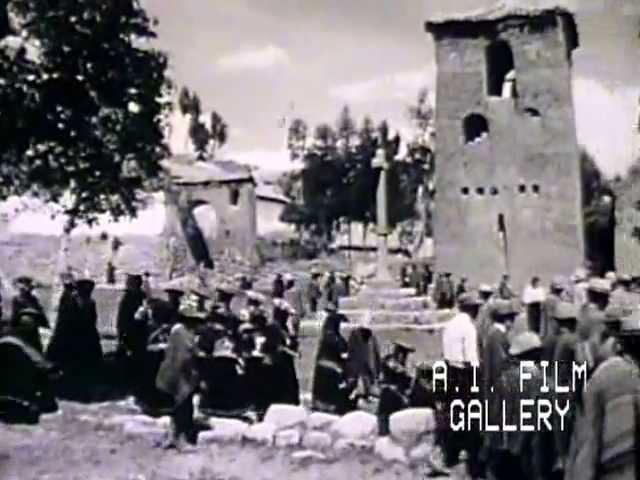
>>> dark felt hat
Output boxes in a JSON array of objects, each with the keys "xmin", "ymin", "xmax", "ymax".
[{"xmin": 392, "ymin": 341, "xmax": 416, "ymax": 353}]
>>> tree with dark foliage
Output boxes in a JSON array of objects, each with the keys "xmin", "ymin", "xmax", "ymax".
[{"xmin": 0, "ymin": 0, "xmax": 171, "ymax": 227}]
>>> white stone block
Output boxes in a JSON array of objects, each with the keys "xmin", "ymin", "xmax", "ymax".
[
  {"xmin": 274, "ymin": 428, "xmax": 301, "ymax": 448},
  {"xmin": 264, "ymin": 404, "xmax": 308, "ymax": 431},
  {"xmin": 201, "ymin": 418, "xmax": 248, "ymax": 444},
  {"xmin": 290, "ymin": 449, "xmax": 328, "ymax": 464},
  {"xmin": 333, "ymin": 438, "xmax": 374, "ymax": 454},
  {"xmin": 374, "ymin": 437, "xmax": 408, "ymax": 464},
  {"xmin": 302, "ymin": 431, "xmax": 332, "ymax": 451},
  {"xmin": 307, "ymin": 412, "xmax": 339, "ymax": 431},
  {"xmin": 243, "ymin": 421, "xmax": 277, "ymax": 446},
  {"xmin": 330, "ymin": 411, "xmax": 377, "ymax": 440},
  {"xmin": 389, "ymin": 408, "xmax": 435, "ymax": 446},
  {"xmin": 122, "ymin": 421, "xmax": 165, "ymax": 440}
]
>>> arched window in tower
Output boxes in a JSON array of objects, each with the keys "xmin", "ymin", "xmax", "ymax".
[
  {"xmin": 463, "ymin": 114, "xmax": 489, "ymax": 144},
  {"xmin": 229, "ymin": 186, "xmax": 240, "ymax": 206},
  {"xmin": 486, "ymin": 40, "xmax": 516, "ymax": 98}
]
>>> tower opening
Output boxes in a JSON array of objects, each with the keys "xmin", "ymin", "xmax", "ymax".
[
  {"xmin": 486, "ymin": 40, "xmax": 515, "ymax": 97},
  {"xmin": 463, "ymin": 114, "xmax": 489, "ymax": 144}
]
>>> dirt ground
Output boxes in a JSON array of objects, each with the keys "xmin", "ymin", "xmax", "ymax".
[{"xmin": 0, "ymin": 401, "xmax": 460, "ymax": 480}]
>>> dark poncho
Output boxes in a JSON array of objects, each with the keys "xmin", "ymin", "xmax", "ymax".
[
  {"xmin": 116, "ymin": 289, "xmax": 146, "ymax": 353},
  {"xmin": 345, "ymin": 327, "xmax": 381, "ymax": 398},
  {"xmin": 311, "ymin": 314, "xmax": 352, "ymax": 414},
  {"xmin": 0, "ymin": 335, "xmax": 58, "ymax": 423}
]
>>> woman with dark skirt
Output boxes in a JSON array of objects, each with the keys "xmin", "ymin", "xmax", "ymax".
[
  {"xmin": 311, "ymin": 303, "xmax": 353, "ymax": 414},
  {"xmin": 47, "ymin": 278, "xmax": 103, "ymax": 401}
]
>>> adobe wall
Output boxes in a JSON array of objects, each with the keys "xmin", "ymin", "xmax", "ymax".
[
  {"xmin": 430, "ymin": 14, "xmax": 584, "ymax": 288},
  {"xmin": 164, "ymin": 181, "xmax": 258, "ymax": 268}
]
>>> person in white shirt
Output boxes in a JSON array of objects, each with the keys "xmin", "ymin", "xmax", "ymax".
[
  {"xmin": 441, "ymin": 292, "xmax": 483, "ymax": 478},
  {"xmin": 522, "ymin": 276, "xmax": 546, "ymax": 334}
]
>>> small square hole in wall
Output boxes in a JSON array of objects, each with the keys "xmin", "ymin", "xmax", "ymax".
[
  {"xmin": 518, "ymin": 184, "xmax": 527, "ymax": 194},
  {"xmin": 490, "ymin": 187, "xmax": 499, "ymax": 196},
  {"xmin": 532, "ymin": 184, "xmax": 540, "ymax": 195},
  {"xmin": 476, "ymin": 187, "xmax": 485, "ymax": 196},
  {"xmin": 461, "ymin": 187, "xmax": 470, "ymax": 196}
]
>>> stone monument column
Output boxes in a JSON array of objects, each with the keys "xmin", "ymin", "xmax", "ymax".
[{"xmin": 371, "ymin": 146, "xmax": 394, "ymax": 285}]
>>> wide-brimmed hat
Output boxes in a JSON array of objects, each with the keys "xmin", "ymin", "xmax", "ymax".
[
  {"xmin": 588, "ymin": 278, "xmax": 612, "ymax": 294},
  {"xmin": 617, "ymin": 310, "xmax": 640, "ymax": 337},
  {"xmin": 14, "ymin": 276, "xmax": 34, "ymax": 288},
  {"xmin": 551, "ymin": 276, "xmax": 566, "ymax": 290},
  {"xmin": 247, "ymin": 291, "xmax": 266, "ymax": 305},
  {"xmin": 618, "ymin": 274, "xmax": 632, "ymax": 284},
  {"xmin": 478, "ymin": 284, "xmax": 494, "ymax": 294},
  {"xmin": 605, "ymin": 271, "xmax": 617, "ymax": 282},
  {"xmin": 572, "ymin": 268, "xmax": 588, "ymax": 282},
  {"xmin": 492, "ymin": 299, "xmax": 519, "ymax": 320},
  {"xmin": 458, "ymin": 292, "xmax": 482, "ymax": 308},
  {"xmin": 553, "ymin": 302, "xmax": 578, "ymax": 321},
  {"xmin": 604, "ymin": 305, "xmax": 632, "ymax": 323},
  {"xmin": 392, "ymin": 341, "xmax": 416, "ymax": 354},
  {"xmin": 324, "ymin": 302, "xmax": 338, "ymax": 313},
  {"xmin": 75, "ymin": 278, "xmax": 96, "ymax": 293},
  {"xmin": 509, "ymin": 331, "xmax": 542, "ymax": 356},
  {"xmin": 16, "ymin": 307, "xmax": 44, "ymax": 320}
]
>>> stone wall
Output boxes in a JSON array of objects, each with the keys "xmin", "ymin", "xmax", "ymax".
[
  {"xmin": 104, "ymin": 402, "xmax": 438, "ymax": 469},
  {"xmin": 429, "ymin": 11, "xmax": 584, "ymax": 289},
  {"xmin": 164, "ymin": 180, "xmax": 258, "ymax": 269}
]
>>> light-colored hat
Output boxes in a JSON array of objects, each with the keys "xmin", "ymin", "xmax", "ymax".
[
  {"xmin": 553, "ymin": 302, "xmax": 578, "ymax": 320},
  {"xmin": 478, "ymin": 284, "xmax": 494, "ymax": 293},
  {"xmin": 247, "ymin": 291, "xmax": 266, "ymax": 304},
  {"xmin": 358, "ymin": 310, "xmax": 373, "ymax": 328},
  {"xmin": 618, "ymin": 310, "xmax": 640, "ymax": 337},
  {"xmin": 588, "ymin": 278, "xmax": 612, "ymax": 294},
  {"xmin": 573, "ymin": 268, "xmax": 587, "ymax": 282},
  {"xmin": 508, "ymin": 331, "xmax": 542, "ymax": 356},
  {"xmin": 605, "ymin": 271, "xmax": 617, "ymax": 282},
  {"xmin": 492, "ymin": 299, "xmax": 519, "ymax": 319},
  {"xmin": 551, "ymin": 276, "xmax": 565, "ymax": 289},
  {"xmin": 458, "ymin": 292, "xmax": 481, "ymax": 308}
]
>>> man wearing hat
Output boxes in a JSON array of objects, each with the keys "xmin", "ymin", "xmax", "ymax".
[
  {"xmin": 482, "ymin": 300, "xmax": 518, "ymax": 422},
  {"xmin": 487, "ymin": 331, "xmax": 545, "ymax": 480},
  {"xmin": 11, "ymin": 276, "xmax": 48, "ymax": 331},
  {"xmin": 441, "ymin": 292, "xmax": 483, "ymax": 477},
  {"xmin": 272, "ymin": 273, "xmax": 285, "ymax": 299},
  {"xmin": 155, "ymin": 298, "xmax": 206, "ymax": 450},
  {"xmin": 609, "ymin": 274, "xmax": 636, "ymax": 312},
  {"xmin": 548, "ymin": 302, "xmax": 580, "ymax": 475},
  {"xmin": 433, "ymin": 272, "xmax": 455, "ymax": 310},
  {"xmin": 566, "ymin": 309, "xmax": 640, "ymax": 480},
  {"xmin": 284, "ymin": 274, "xmax": 306, "ymax": 319},
  {"xmin": 307, "ymin": 269, "xmax": 322, "ymax": 314},
  {"xmin": 377, "ymin": 341, "xmax": 416, "ymax": 435},
  {"xmin": 542, "ymin": 276, "xmax": 566, "ymax": 340}
]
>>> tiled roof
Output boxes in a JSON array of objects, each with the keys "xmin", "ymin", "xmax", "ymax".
[
  {"xmin": 256, "ymin": 183, "xmax": 290, "ymax": 204},
  {"xmin": 162, "ymin": 154, "xmax": 253, "ymax": 185},
  {"xmin": 426, "ymin": 2, "xmax": 575, "ymax": 26}
]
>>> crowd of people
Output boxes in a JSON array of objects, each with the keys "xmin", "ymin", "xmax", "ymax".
[
  {"xmin": 436, "ymin": 268, "xmax": 640, "ymax": 480},
  {"xmin": 2, "ymin": 264, "xmax": 640, "ymax": 480}
]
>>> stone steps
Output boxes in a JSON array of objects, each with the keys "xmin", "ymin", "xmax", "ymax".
[
  {"xmin": 355, "ymin": 287, "xmax": 417, "ymax": 298},
  {"xmin": 301, "ymin": 309, "xmax": 453, "ymax": 329},
  {"xmin": 338, "ymin": 296, "xmax": 430, "ymax": 311}
]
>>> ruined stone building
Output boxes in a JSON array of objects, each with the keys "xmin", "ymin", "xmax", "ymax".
[
  {"xmin": 425, "ymin": 5, "xmax": 584, "ymax": 288},
  {"xmin": 162, "ymin": 155, "xmax": 257, "ymax": 270}
]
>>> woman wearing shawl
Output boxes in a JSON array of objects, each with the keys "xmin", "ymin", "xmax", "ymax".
[
  {"xmin": 345, "ymin": 310, "xmax": 381, "ymax": 403},
  {"xmin": 311, "ymin": 303, "xmax": 353, "ymax": 414}
]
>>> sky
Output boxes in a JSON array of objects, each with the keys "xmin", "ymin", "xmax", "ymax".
[{"xmin": 143, "ymin": 0, "xmax": 640, "ymax": 177}]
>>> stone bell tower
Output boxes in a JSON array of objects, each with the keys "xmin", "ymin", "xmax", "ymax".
[{"xmin": 425, "ymin": 5, "xmax": 584, "ymax": 288}]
